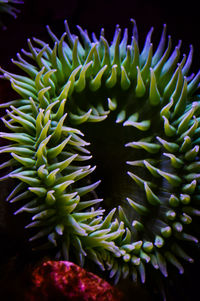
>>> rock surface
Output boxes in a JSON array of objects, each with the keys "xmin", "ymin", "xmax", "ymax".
[{"xmin": 26, "ymin": 260, "xmax": 123, "ymax": 301}]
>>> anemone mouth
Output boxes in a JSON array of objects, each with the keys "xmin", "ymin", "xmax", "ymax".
[
  {"xmin": 1, "ymin": 19, "xmax": 200, "ymax": 288},
  {"xmin": 69, "ymin": 78, "xmax": 191, "ymax": 253},
  {"xmin": 77, "ymin": 94, "xmax": 160, "ymax": 210}
]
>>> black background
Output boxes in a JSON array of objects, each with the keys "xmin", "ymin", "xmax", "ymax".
[{"xmin": 0, "ymin": 1, "xmax": 200, "ymax": 300}]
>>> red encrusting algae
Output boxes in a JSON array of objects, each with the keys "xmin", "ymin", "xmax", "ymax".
[{"xmin": 26, "ymin": 260, "xmax": 123, "ymax": 301}]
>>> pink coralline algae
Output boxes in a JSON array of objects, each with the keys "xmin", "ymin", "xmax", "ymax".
[{"xmin": 27, "ymin": 260, "xmax": 123, "ymax": 301}]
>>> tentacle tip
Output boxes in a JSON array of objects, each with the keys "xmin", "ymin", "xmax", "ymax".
[
  {"xmin": 130, "ymin": 18, "xmax": 136, "ymax": 24},
  {"xmin": 189, "ymin": 44, "xmax": 193, "ymax": 50},
  {"xmin": 64, "ymin": 20, "xmax": 69, "ymax": 29},
  {"xmin": 177, "ymin": 40, "xmax": 182, "ymax": 48}
]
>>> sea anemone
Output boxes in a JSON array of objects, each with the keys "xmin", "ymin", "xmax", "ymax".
[
  {"xmin": 0, "ymin": 0, "xmax": 23, "ymax": 28},
  {"xmin": 1, "ymin": 20, "xmax": 200, "ymax": 287}
]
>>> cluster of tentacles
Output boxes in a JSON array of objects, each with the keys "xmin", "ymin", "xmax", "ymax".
[
  {"xmin": 0, "ymin": 0, "xmax": 23, "ymax": 28},
  {"xmin": 1, "ymin": 20, "xmax": 200, "ymax": 285}
]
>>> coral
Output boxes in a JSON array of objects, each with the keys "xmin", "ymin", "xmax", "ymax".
[
  {"xmin": 0, "ymin": 20, "xmax": 200, "ymax": 288},
  {"xmin": 0, "ymin": 0, "xmax": 23, "ymax": 28}
]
